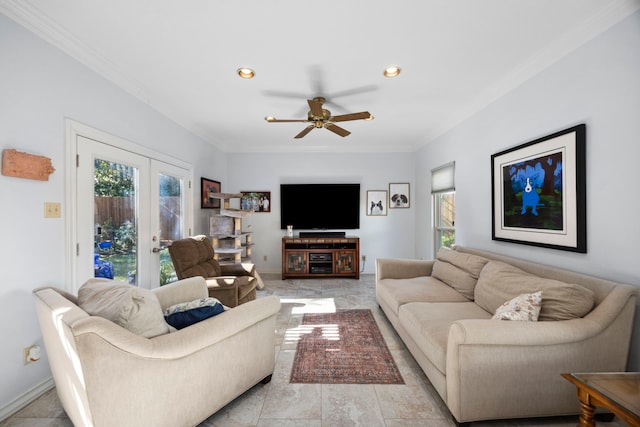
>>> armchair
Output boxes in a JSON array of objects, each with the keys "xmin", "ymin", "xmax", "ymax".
[
  {"xmin": 168, "ymin": 235, "xmax": 259, "ymax": 307},
  {"xmin": 33, "ymin": 277, "xmax": 281, "ymax": 427}
]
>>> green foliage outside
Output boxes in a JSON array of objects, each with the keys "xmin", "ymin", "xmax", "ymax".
[
  {"xmin": 94, "ymin": 160, "xmax": 135, "ymax": 197},
  {"xmin": 102, "ymin": 252, "xmax": 176, "ymax": 285},
  {"xmin": 441, "ymin": 232, "xmax": 455, "ymax": 248},
  {"xmin": 94, "ymin": 162, "xmax": 179, "ymax": 286}
]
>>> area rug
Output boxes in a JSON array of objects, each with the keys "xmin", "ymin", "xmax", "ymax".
[{"xmin": 290, "ymin": 309, "xmax": 404, "ymax": 384}]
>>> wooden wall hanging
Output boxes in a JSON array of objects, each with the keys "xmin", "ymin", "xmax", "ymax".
[{"xmin": 2, "ymin": 149, "xmax": 56, "ymax": 181}]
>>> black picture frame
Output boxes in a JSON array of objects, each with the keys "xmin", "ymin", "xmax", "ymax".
[
  {"xmin": 241, "ymin": 191, "xmax": 271, "ymax": 212},
  {"xmin": 201, "ymin": 178, "xmax": 221, "ymax": 209},
  {"xmin": 491, "ymin": 124, "xmax": 586, "ymax": 253}
]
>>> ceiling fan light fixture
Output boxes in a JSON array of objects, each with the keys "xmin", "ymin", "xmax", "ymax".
[
  {"xmin": 384, "ymin": 66, "xmax": 401, "ymax": 78},
  {"xmin": 237, "ymin": 68, "xmax": 255, "ymax": 79},
  {"xmin": 265, "ymin": 116, "xmax": 275, "ymax": 122}
]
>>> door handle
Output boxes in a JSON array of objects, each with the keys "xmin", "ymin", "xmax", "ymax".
[{"xmin": 152, "ymin": 247, "xmax": 162, "ymax": 253}]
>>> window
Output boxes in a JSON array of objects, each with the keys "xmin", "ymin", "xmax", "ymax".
[{"xmin": 432, "ymin": 162, "xmax": 455, "ymax": 252}]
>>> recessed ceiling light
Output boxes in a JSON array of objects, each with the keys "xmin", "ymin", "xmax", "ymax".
[
  {"xmin": 384, "ymin": 66, "xmax": 401, "ymax": 78},
  {"xmin": 237, "ymin": 68, "xmax": 255, "ymax": 79}
]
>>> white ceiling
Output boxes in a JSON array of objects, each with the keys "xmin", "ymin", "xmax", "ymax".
[{"xmin": 2, "ymin": 0, "xmax": 638, "ymax": 153}]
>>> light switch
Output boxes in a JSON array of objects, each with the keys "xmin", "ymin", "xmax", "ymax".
[{"xmin": 44, "ymin": 202, "xmax": 61, "ymax": 218}]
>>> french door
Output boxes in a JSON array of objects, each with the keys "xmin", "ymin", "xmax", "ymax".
[{"xmin": 73, "ymin": 133, "xmax": 192, "ymax": 290}]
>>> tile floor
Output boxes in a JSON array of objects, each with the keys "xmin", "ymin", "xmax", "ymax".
[{"xmin": 1, "ymin": 274, "xmax": 625, "ymax": 427}]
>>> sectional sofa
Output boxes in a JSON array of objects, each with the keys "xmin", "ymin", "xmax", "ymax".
[{"xmin": 376, "ymin": 245, "xmax": 636, "ymax": 423}]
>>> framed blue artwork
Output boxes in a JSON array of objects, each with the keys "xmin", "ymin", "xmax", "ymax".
[{"xmin": 491, "ymin": 124, "xmax": 586, "ymax": 253}]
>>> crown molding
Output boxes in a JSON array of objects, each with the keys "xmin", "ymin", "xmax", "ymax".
[
  {"xmin": 417, "ymin": 0, "xmax": 640, "ymax": 149},
  {"xmin": 2, "ymin": 0, "xmax": 637, "ymax": 154},
  {"xmin": 0, "ymin": 0, "xmax": 227, "ymax": 152}
]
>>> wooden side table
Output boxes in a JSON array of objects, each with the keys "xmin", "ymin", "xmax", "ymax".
[{"xmin": 562, "ymin": 372, "xmax": 640, "ymax": 427}]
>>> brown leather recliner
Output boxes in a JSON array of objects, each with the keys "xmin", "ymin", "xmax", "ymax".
[{"xmin": 168, "ymin": 235, "xmax": 257, "ymax": 307}]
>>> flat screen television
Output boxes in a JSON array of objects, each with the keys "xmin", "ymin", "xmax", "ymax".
[{"xmin": 280, "ymin": 183, "xmax": 360, "ymax": 230}]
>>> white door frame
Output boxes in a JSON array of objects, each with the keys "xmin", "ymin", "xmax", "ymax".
[{"xmin": 65, "ymin": 119, "xmax": 193, "ymax": 292}]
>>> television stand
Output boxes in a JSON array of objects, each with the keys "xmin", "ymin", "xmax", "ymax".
[{"xmin": 282, "ymin": 236, "xmax": 359, "ymax": 279}]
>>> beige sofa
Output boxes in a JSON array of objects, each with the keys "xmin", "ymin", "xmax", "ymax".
[
  {"xmin": 376, "ymin": 245, "xmax": 637, "ymax": 424},
  {"xmin": 33, "ymin": 277, "xmax": 281, "ymax": 427}
]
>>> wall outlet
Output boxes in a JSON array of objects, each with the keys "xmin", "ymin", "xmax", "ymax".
[
  {"xmin": 24, "ymin": 345, "xmax": 41, "ymax": 365},
  {"xmin": 361, "ymin": 254, "xmax": 366, "ymax": 262},
  {"xmin": 263, "ymin": 255, "xmax": 268, "ymax": 262}
]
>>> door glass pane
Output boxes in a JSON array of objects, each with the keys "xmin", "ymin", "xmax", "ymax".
[
  {"xmin": 93, "ymin": 159, "xmax": 138, "ymax": 285},
  {"xmin": 158, "ymin": 173, "xmax": 182, "ymax": 285}
]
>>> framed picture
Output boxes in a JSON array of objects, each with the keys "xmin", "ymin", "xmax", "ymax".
[
  {"xmin": 491, "ymin": 124, "xmax": 586, "ymax": 252},
  {"xmin": 366, "ymin": 190, "xmax": 388, "ymax": 216},
  {"xmin": 201, "ymin": 178, "xmax": 221, "ymax": 209},
  {"xmin": 241, "ymin": 191, "xmax": 271, "ymax": 212},
  {"xmin": 389, "ymin": 183, "xmax": 410, "ymax": 208}
]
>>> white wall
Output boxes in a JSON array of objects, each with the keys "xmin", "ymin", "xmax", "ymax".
[
  {"xmin": 0, "ymin": 14, "xmax": 225, "ymax": 414},
  {"xmin": 225, "ymin": 152, "xmax": 416, "ymax": 274},
  {"xmin": 415, "ymin": 11, "xmax": 640, "ymax": 369},
  {"xmin": 2, "ymin": 5, "xmax": 638, "ymax": 417}
]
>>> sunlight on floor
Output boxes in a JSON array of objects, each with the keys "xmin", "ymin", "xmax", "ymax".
[
  {"xmin": 281, "ymin": 297, "xmax": 340, "ymax": 344},
  {"xmin": 279, "ymin": 297, "xmax": 336, "ymax": 314},
  {"xmin": 284, "ymin": 323, "xmax": 340, "ymax": 344}
]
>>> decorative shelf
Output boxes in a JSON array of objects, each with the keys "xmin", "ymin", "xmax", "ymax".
[{"xmin": 209, "ymin": 194, "xmax": 254, "ymax": 264}]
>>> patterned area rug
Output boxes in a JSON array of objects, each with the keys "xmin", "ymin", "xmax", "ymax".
[{"xmin": 290, "ymin": 309, "xmax": 404, "ymax": 384}]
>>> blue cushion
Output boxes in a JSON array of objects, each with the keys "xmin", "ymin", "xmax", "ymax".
[{"xmin": 165, "ymin": 304, "xmax": 224, "ymax": 329}]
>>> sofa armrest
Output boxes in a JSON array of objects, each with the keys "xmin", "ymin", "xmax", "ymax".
[
  {"xmin": 445, "ymin": 295, "xmax": 636, "ymax": 422},
  {"xmin": 71, "ymin": 295, "xmax": 281, "ymax": 359},
  {"xmin": 376, "ymin": 258, "xmax": 434, "ymax": 280},
  {"xmin": 152, "ymin": 276, "xmax": 208, "ymax": 311}
]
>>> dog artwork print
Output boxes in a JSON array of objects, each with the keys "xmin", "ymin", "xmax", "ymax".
[
  {"xmin": 491, "ymin": 124, "xmax": 586, "ymax": 252},
  {"xmin": 391, "ymin": 193, "xmax": 408, "ymax": 207},
  {"xmin": 502, "ymin": 152, "xmax": 564, "ymax": 230},
  {"xmin": 389, "ymin": 183, "xmax": 410, "ymax": 208}
]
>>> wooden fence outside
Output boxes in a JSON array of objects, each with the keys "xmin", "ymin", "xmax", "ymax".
[{"xmin": 94, "ymin": 196, "xmax": 182, "ymax": 240}]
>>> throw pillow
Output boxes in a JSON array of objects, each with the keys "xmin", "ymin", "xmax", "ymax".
[
  {"xmin": 492, "ymin": 291, "xmax": 542, "ymax": 321},
  {"xmin": 431, "ymin": 247, "xmax": 489, "ymax": 300},
  {"xmin": 164, "ymin": 297, "xmax": 225, "ymax": 330},
  {"xmin": 78, "ymin": 278, "xmax": 170, "ymax": 338}
]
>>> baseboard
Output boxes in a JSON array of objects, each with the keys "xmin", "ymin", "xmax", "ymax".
[{"xmin": 0, "ymin": 377, "xmax": 55, "ymax": 422}]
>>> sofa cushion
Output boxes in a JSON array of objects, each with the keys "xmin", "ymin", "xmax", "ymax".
[
  {"xmin": 491, "ymin": 291, "xmax": 542, "ymax": 321},
  {"xmin": 431, "ymin": 247, "xmax": 489, "ymax": 300},
  {"xmin": 164, "ymin": 297, "xmax": 225, "ymax": 329},
  {"xmin": 78, "ymin": 279, "xmax": 170, "ymax": 338},
  {"xmin": 377, "ymin": 276, "xmax": 469, "ymax": 315},
  {"xmin": 399, "ymin": 301, "xmax": 492, "ymax": 374},
  {"xmin": 475, "ymin": 261, "xmax": 595, "ymax": 320}
]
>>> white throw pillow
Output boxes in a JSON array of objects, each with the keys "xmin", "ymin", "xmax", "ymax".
[
  {"xmin": 78, "ymin": 278, "xmax": 169, "ymax": 338},
  {"xmin": 491, "ymin": 291, "xmax": 542, "ymax": 321}
]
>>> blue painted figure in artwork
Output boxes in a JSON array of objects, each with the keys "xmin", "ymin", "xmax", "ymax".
[
  {"xmin": 510, "ymin": 162, "xmax": 545, "ymax": 216},
  {"xmin": 521, "ymin": 176, "xmax": 540, "ymax": 215}
]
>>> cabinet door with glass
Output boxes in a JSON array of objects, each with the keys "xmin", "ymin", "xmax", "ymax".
[
  {"xmin": 335, "ymin": 250, "xmax": 357, "ymax": 275},
  {"xmin": 285, "ymin": 251, "xmax": 307, "ymax": 275}
]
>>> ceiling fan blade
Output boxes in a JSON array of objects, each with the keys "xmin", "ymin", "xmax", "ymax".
[
  {"xmin": 294, "ymin": 125, "xmax": 315, "ymax": 139},
  {"xmin": 325, "ymin": 123, "xmax": 351, "ymax": 137},
  {"xmin": 262, "ymin": 90, "xmax": 308, "ymax": 99},
  {"xmin": 307, "ymin": 98, "xmax": 324, "ymax": 117},
  {"xmin": 329, "ymin": 85, "xmax": 378, "ymax": 99},
  {"xmin": 265, "ymin": 117, "xmax": 308, "ymax": 123},
  {"xmin": 330, "ymin": 111, "xmax": 372, "ymax": 122}
]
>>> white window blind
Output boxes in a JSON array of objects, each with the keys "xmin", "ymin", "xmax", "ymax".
[{"xmin": 431, "ymin": 162, "xmax": 455, "ymax": 194}]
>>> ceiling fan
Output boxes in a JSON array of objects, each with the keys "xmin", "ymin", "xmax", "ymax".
[{"xmin": 265, "ymin": 97, "xmax": 373, "ymax": 139}]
